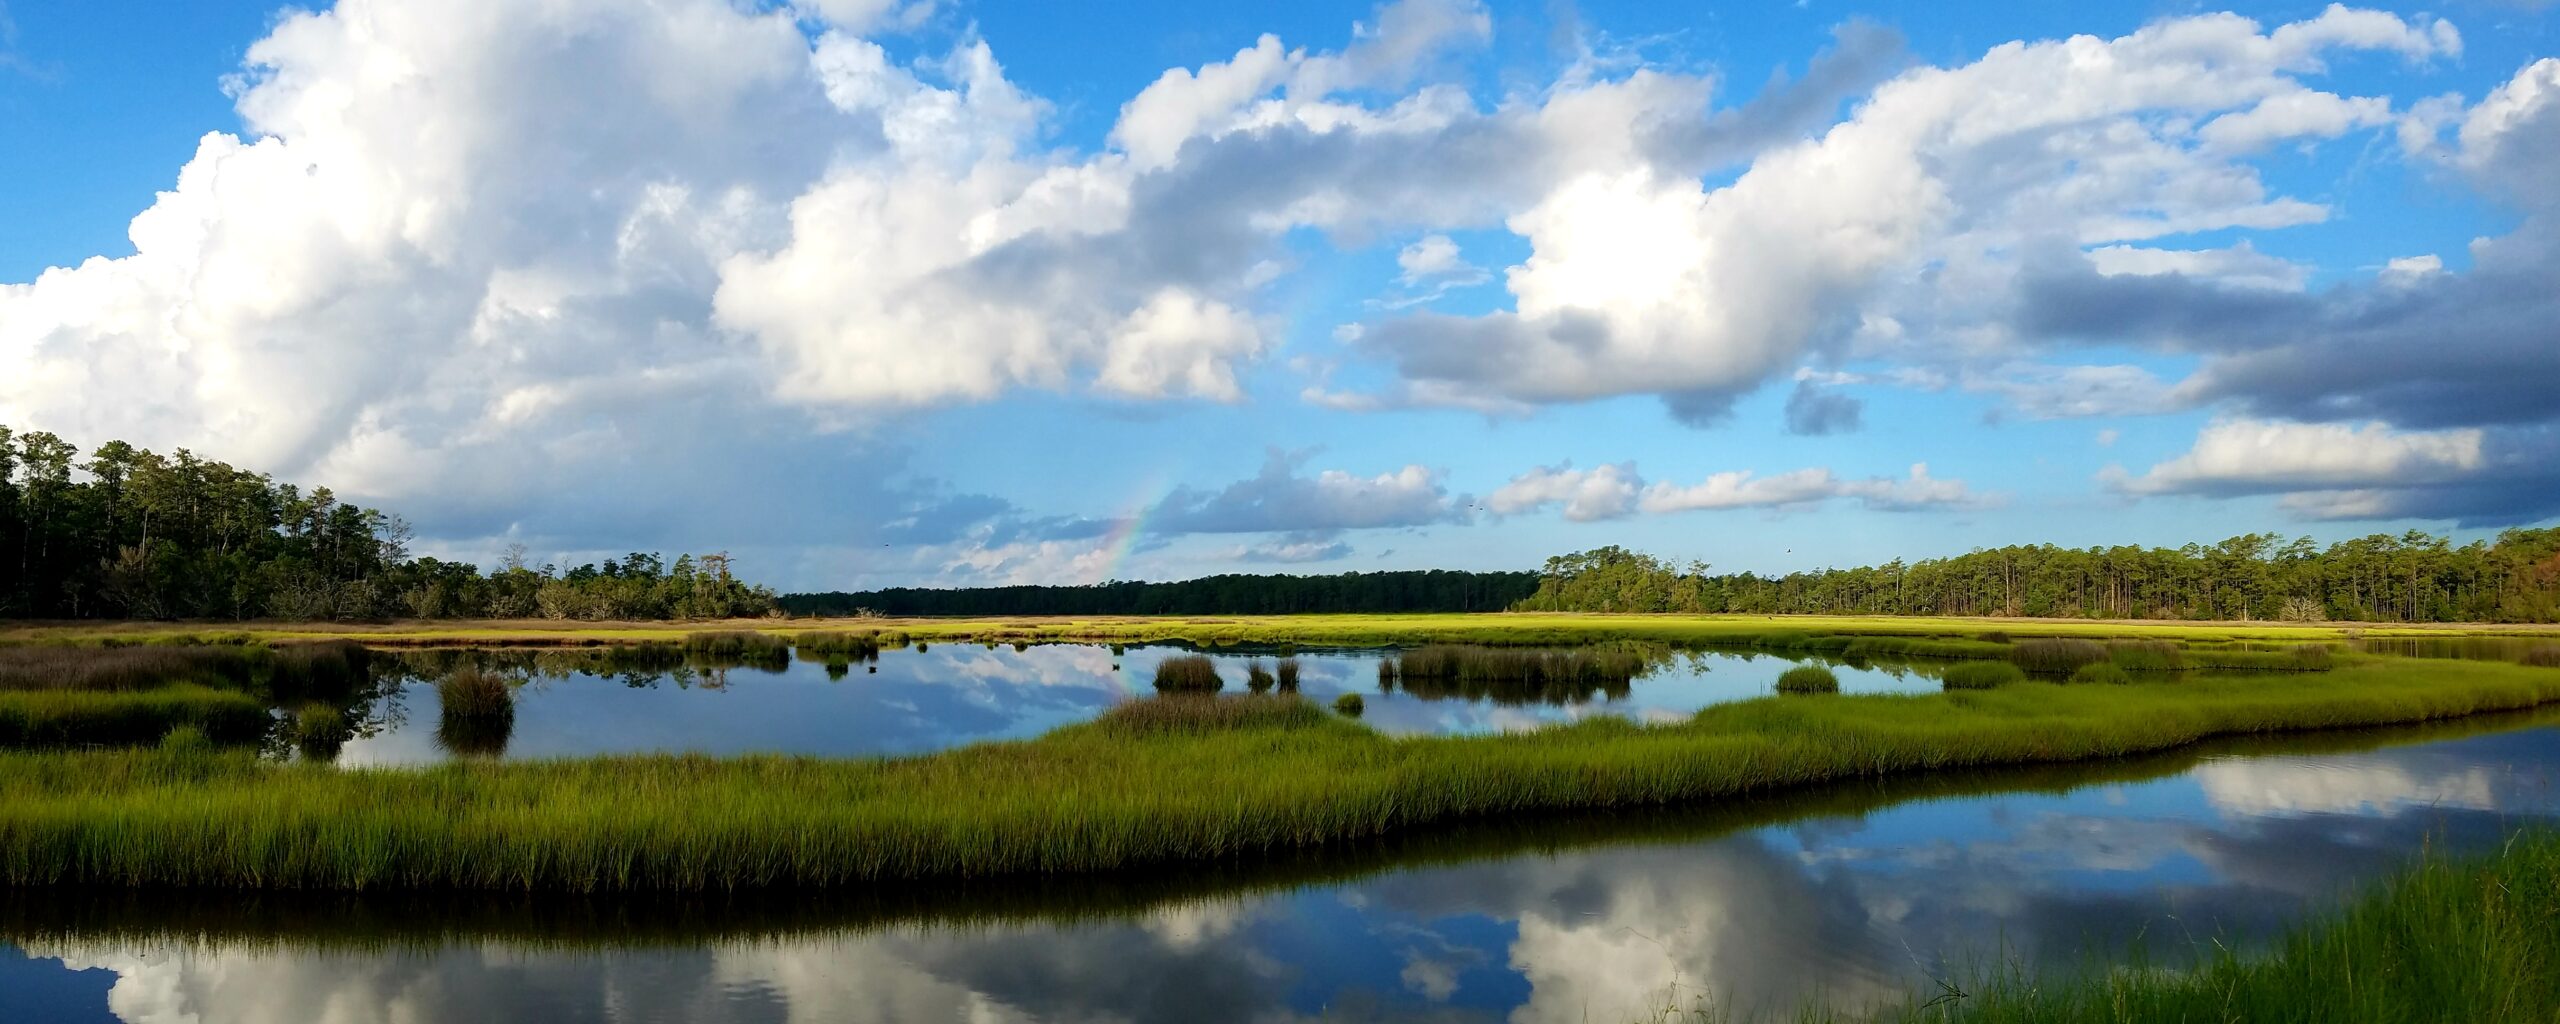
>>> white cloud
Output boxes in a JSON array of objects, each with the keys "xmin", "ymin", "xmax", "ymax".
[
  {"xmin": 1349, "ymin": 8, "xmax": 2453, "ymax": 417},
  {"xmin": 2115, "ymin": 418, "xmax": 2486, "ymax": 496},
  {"xmin": 1493, "ymin": 461, "xmax": 1985, "ymax": 519},
  {"xmin": 2086, "ymin": 242, "xmax": 2308, "ymax": 291},
  {"xmin": 1151, "ymin": 449, "xmax": 1461, "ymax": 534},
  {"xmin": 1488, "ymin": 462, "xmax": 1642, "ymax": 521}
]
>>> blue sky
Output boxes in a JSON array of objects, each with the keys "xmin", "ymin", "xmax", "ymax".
[{"xmin": 2, "ymin": 0, "xmax": 2555, "ymax": 590}]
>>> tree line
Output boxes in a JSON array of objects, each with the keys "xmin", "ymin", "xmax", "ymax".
[
  {"xmin": 1515, "ymin": 531, "xmax": 2560, "ymax": 622},
  {"xmin": 780, "ymin": 570, "xmax": 1541, "ymax": 617},
  {"xmin": 0, "ymin": 425, "xmax": 776, "ymax": 621}
]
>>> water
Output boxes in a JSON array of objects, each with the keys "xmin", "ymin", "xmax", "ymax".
[
  {"xmin": 7, "ymin": 711, "xmax": 2556, "ymax": 1022},
  {"xmin": 321, "ymin": 644, "xmax": 1943, "ymax": 764}
]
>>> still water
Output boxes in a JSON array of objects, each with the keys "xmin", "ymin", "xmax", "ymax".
[
  {"xmin": 6, "ymin": 711, "xmax": 2556, "ymax": 1023},
  {"xmin": 321, "ymin": 644, "xmax": 1943, "ymax": 765}
]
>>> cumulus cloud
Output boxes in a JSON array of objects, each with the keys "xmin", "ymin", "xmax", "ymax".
[
  {"xmin": 1488, "ymin": 462, "xmax": 1643, "ymax": 521},
  {"xmin": 2019, "ymin": 59, "xmax": 2560, "ymax": 444},
  {"xmin": 1150, "ymin": 449, "xmax": 1462, "ymax": 534},
  {"xmin": 1492, "ymin": 461, "xmax": 1986, "ymax": 520},
  {"xmin": 2108, "ymin": 418, "xmax": 2560, "ymax": 525},
  {"xmin": 2115, "ymin": 419, "xmax": 2486, "ymax": 496},
  {"xmin": 1343, "ymin": 7, "xmax": 2455, "ymax": 419}
]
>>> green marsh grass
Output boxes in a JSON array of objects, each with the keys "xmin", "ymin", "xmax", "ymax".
[
  {"xmin": 1097, "ymin": 694, "xmax": 1326, "ymax": 736},
  {"xmin": 1276, "ymin": 657, "xmax": 1301, "ymax": 692},
  {"xmin": 0, "ymin": 685, "xmax": 269, "ymax": 746},
  {"xmin": 1152, "ymin": 654, "xmax": 1223, "ymax": 693},
  {"xmin": 2066, "ymin": 662, "xmax": 2132, "ymax": 685},
  {"xmin": 2104, "ymin": 639, "xmax": 2183, "ymax": 672},
  {"xmin": 2008, "ymin": 639, "xmax": 2108, "ymax": 675},
  {"xmin": 1942, "ymin": 662, "xmax": 2025, "ymax": 690},
  {"xmin": 1774, "ymin": 666, "xmax": 1839, "ymax": 694},
  {"xmin": 1334, "ymin": 692, "xmax": 1365, "ymax": 716},
  {"xmin": 1246, "ymin": 661, "xmax": 1276, "ymax": 693},
  {"xmin": 2, "ymin": 657, "xmax": 2557, "ymax": 892}
]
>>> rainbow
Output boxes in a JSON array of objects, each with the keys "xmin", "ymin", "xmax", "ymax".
[{"xmin": 1087, "ymin": 471, "xmax": 1170, "ymax": 584}]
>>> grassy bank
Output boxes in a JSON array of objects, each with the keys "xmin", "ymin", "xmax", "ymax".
[
  {"xmin": 2, "ymin": 656, "xmax": 2556, "ymax": 891},
  {"xmin": 1655, "ymin": 828, "xmax": 2560, "ymax": 1024}
]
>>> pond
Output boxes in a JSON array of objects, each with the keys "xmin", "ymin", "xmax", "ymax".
[
  {"xmin": 6, "ymin": 709, "xmax": 2555, "ymax": 1022},
  {"xmin": 318, "ymin": 643, "xmax": 1945, "ymax": 765}
]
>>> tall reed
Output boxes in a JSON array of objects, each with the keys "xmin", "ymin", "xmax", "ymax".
[{"xmin": 1275, "ymin": 657, "xmax": 1301, "ymax": 692}]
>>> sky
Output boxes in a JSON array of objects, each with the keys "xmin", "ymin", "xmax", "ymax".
[{"xmin": 0, "ymin": 0, "xmax": 2555, "ymax": 592}]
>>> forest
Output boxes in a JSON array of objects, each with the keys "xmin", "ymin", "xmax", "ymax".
[
  {"xmin": 1516, "ymin": 533, "xmax": 2560, "ymax": 623},
  {"xmin": 780, "ymin": 570, "xmax": 1541, "ymax": 617},
  {"xmin": 0, "ymin": 425, "xmax": 776, "ymax": 621}
]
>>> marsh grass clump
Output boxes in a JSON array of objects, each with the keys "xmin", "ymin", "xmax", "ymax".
[
  {"xmin": 1387, "ymin": 645, "xmax": 1650, "ymax": 686},
  {"xmin": 1774, "ymin": 665, "xmax": 1839, "ymax": 694},
  {"xmin": 435, "ymin": 667, "xmax": 516, "ymax": 723},
  {"xmin": 156, "ymin": 724, "xmax": 212, "ymax": 758},
  {"xmin": 1096, "ymin": 694, "xmax": 1326, "ymax": 737},
  {"xmin": 1943, "ymin": 661, "xmax": 2026, "ymax": 690},
  {"xmin": 1276, "ymin": 657, "xmax": 1301, "ymax": 692},
  {"xmin": 1333, "ymin": 692, "xmax": 1365, "ymax": 716},
  {"xmin": 2070, "ymin": 662, "xmax": 2134, "ymax": 685},
  {"xmin": 2011, "ymin": 638, "xmax": 2109, "ymax": 675},
  {"xmin": 1973, "ymin": 630, "xmax": 2012, "ymax": 644},
  {"xmin": 794, "ymin": 631, "xmax": 880, "ymax": 660},
  {"xmin": 1152, "ymin": 654, "xmax": 1224, "ymax": 694},
  {"xmin": 1246, "ymin": 661, "xmax": 1276, "ymax": 694},
  {"xmin": 682, "ymin": 631, "xmax": 791, "ymax": 668},
  {"xmin": 2186, "ymin": 643, "xmax": 2341, "ymax": 672},
  {"xmin": 291, "ymin": 702, "xmax": 350, "ymax": 758},
  {"xmin": 2524, "ymin": 644, "xmax": 2560, "ymax": 668},
  {"xmin": 2107, "ymin": 640, "xmax": 2185, "ymax": 673}
]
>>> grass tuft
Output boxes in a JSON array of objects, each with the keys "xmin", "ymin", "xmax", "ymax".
[
  {"xmin": 2105, "ymin": 640, "xmax": 2184, "ymax": 673},
  {"xmin": 435, "ymin": 667, "xmax": 515, "ymax": 722},
  {"xmin": 1333, "ymin": 692, "xmax": 1365, "ymax": 716},
  {"xmin": 1943, "ymin": 661, "xmax": 2026, "ymax": 690},
  {"xmin": 2009, "ymin": 638, "xmax": 2108, "ymax": 675},
  {"xmin": 1276, "ymin": 657, "xmax": 1301, "ymax": 692},
  {"xmin": 2068, "ymin": 662, "xmax": 2133, "ymax": 685},
  {"xmin": 1774, "ymin": 666, "xmax": 1839, "ymax": 694},
  {"xmin": 1246, "ymin": 661, "xmax": 1276, "ymax": 694},
  {"xmin": 1152, "ymin": 654, "xmax": 1223, "ymax": 694}
]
